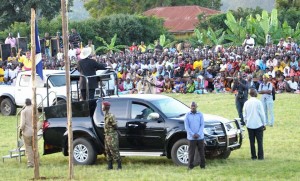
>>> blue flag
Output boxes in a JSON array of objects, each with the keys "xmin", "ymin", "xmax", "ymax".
[{"xmin": 35, "ymin": 20, "xmax": 43, "ymax": 80}]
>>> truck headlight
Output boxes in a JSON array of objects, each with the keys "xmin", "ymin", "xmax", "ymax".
[{"xmin": 204, "ymin": 127, "xmax": 216, "ymax": 135}]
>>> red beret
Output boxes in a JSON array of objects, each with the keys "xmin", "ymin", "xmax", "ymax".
[{"xmin": 102, "ymin": 101, "xmax": 111, "ymax": 107}]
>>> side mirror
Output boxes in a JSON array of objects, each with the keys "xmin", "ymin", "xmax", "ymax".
[{"xmin": 147, "ymin": 112, "xmax": 159, "ymax": 120}]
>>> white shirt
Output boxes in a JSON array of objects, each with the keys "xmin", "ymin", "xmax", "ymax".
[
  {"xmin": 243, "ymin": 37, "xmax": 255, "ymax": 50},
  {"xmin": 243, "ymin": 97, "xmax": 266, "ymax": 129},
  {"xmin": 68, "ymin": 48, "xmax": 76, "ymax": 59},
  {"xmin": 57, "ymin": 52, "xmax": 63, "ymax": 61},
  {"xmin": 287, "ymin": 80, "xmax": 298, "ymax": 90}
]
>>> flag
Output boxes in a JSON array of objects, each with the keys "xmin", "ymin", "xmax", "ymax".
[{"xmin": 35, "ymin": 20, "xmax": 43, "ymax": 80}]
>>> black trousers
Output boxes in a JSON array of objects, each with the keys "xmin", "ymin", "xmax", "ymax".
[
  {"xmin": 80, "ymin": 89, "xmax": 95, "ymax": 100},
  {"xmin": 188, "ymin": 140, "xmax": 205, "ymax": 168},
  {"xmin": 236, "ymin": 98, "xmax": 247, "ymax": 125},
  {"xmin": 247, "ymin": 126, "xmax": 264, "ymax": 159}
]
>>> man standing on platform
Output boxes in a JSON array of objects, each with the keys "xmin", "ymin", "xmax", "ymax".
[{"xmin": 77, "ymin": 47, "xmax": 107, "ymax": 100}]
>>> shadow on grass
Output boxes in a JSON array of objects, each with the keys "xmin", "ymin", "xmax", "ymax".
[{"xmin": 29, "ymin": 176, "xmax": 64, "ymax": 180}]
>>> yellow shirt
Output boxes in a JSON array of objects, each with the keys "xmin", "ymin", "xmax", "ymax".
[
  {"xmin": 274, "ymin": 66, "xmax": 283, "ymax": 72},
  {"xmin": 117, "ymin": 72, "xmax": 123, "ymax": 79},
  {"xmin": 193, "ymin": 60, "xmax": 203, "ymax": 70},
  {"xmin": 21, "ymin": 57, "xmax": 32, "ymax": 70},
  {"xmin": 7, "ymin": 56, "xmax": 16, "ymax": 62},
  {"xmin": 138, "ymin": 45, "xmax": 147, "ymax": 53},
  {"xmin": 0, "ymin": 68, "xmax": 4, "ymax": 82}
]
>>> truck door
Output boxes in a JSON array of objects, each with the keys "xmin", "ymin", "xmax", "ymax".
[
  {"xmin": 15, "ymin": 74, "xmax": 48, "ymax": 107},
  {"xmin": 125, "ymin": 101, "xmax": 165, "ymax": 151},
  {"xmin": 93, "ymin": 99, "xmax": 130, "ymax": 149}
]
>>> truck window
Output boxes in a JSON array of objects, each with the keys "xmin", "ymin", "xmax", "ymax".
[
  {"xmin": 109, "ymin": 100, "xmax": 128, "ymax": 119},
  {"xmin": 19, "ymin": 74, "xmax": 45, "ymax": 87},
  {"xmin": 131, "ymin": 102, "xmax": 154, "ymax": 119},
  {"xmin": 48, "ymin": 75, "xmax": 66, "ymax": 87},
  {"xmin": 19, "ymin": 75, "xmax": 31, "ymax": 87}
]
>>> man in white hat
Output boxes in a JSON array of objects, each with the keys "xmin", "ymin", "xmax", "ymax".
[{"xmin": 77, "ymin": 47, "xmax": 107, "ymax": 100}]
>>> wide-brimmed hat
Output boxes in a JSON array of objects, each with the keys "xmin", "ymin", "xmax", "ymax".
[{"xmin": 80, "ymin": 47, "xmax": 92, "ymax": 59}]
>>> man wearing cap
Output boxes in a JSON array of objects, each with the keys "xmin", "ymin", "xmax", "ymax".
[
  {"xmin": 258, "ymin": 74, "xmax": 274, "ymax": 126},
  {"xmin": 243, "ymin": 88, "xmax": 266, "ymax": 160},
  {"xmin": 184, "ymin": 102, "xmax": 205, "ymax": 170},
  {"xmin": 102, "ymin": 101, "xmax": 122, "ymax": 170},
  {"xmin": 232, "ymin": 72, "xmax": 248, "ymax": 126},
  {"xmin": 77, "ymin": 47, "xmax": 107, "ymax": 100}
]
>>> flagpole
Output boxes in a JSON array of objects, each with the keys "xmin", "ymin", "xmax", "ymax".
[
  {"xmin": 61, "ymin": 0, "xmax": 74, "ymax": 179},
  {"xmin": 30, "ymin": 7, "xmax": 40, "ymax": 179}
]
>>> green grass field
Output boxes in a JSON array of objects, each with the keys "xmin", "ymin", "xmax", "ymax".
[{"xmin": 0, "ymin": 93, "xmax": 299, "ymax": 181}]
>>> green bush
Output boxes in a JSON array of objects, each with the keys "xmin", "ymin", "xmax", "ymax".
[{"xmin": 0, "ymin": 14, "xmax": 168, "ymax": 49}]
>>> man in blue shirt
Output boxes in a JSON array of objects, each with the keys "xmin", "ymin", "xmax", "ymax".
[
  {"xmin": 184, "ymin": 102, "xmax": 205, "ymax": 169},
  {"xmin": 243, "ymin": 88, "xmax": 266, "ymax": 160}
]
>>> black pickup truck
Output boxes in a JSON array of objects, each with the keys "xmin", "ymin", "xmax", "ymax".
[{"xmin": 43, "ymin": 94, "xmax": 243, "ymax": 166}]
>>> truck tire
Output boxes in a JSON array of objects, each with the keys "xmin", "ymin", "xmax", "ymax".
[
  {"xmin": 73, "ymin": 138, "xmax": 96, "ymax": 165},
  {"xmin": 218, "ymin": 149, "xmax": 231, "ymax": 159},
  {"xmin": 171, "ymin": 138, "xmax": 189, "ymax": 166},
  {"xmin": 0, "ymin": 98, "xmax": 16, "ymax": 116}
]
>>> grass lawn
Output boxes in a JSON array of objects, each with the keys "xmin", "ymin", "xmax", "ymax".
[{"xmin": 0, "ymin": 93, "xmax": 299, "ymax": 181}]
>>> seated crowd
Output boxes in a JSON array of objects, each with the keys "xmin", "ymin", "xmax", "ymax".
[{"xmin": 0, "ymin": 37, "xmax": 300, "ymax": 94}]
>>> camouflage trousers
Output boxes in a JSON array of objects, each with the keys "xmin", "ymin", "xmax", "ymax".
[{"xmin": 105, "ymin": 132, "xmax": 121, "ymax": 161}]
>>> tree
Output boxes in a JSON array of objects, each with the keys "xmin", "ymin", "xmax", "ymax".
[
  {"xmin": 197, "ymin": 7, "xmax": 263, "ymax": 31},
  {"xmin": 84, "ymin": 0, "xmax": 145, "ymax": 18},
  {"xmin": 84, "ymin": 0, "xmax": 222, "ymax": 18},
  {"xmin": 276, "ymin": 0, "xmax": 300, "ymax": 10},
  {"xmin": 0, "ymin": 0, "xmax": 73, "ymax": 31},
  {"xmin": 95, "ymin": 34, "xmax": 126, "ymax": 53}
]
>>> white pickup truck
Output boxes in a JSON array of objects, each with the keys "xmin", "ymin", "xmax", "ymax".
[
  {"xmin": 0, "ymin": 70, "xmax": 75, "ymax": 116},
  {"xmin": 0, "ymin": 69, "xmax": 116, "ymax": 116}
]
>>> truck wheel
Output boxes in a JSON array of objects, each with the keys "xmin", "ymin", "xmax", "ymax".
[
  {"xmin": 0, "ymin": 98, "xmax": 16, "ymax": 116},
  {"xmin": 73, "ymin": 138, "xmax": 96, "ymax": 165},
  {"xmin": 171, "ymin": 138, "xmax": 189, "ymax": 166},
  {"xmin": 218, "ymin": 149, "xmax": 231, "ymax": 159}
]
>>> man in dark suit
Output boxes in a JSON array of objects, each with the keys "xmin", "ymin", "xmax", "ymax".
[{"xmin": 77, "ymin": 47, "xmax": 107, "ymax": 100}]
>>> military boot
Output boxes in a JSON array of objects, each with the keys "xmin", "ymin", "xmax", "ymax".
[
  {"xmin": 107, "ymin": 160, "xmax": 113, "ymax": 170},
  {"xmin": 117, "ymin": 159, "xmax": 122, "ymax": 170}
]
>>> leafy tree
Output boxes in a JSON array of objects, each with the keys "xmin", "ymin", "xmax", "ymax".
[
  {"xmin": 275, "ymin": 0, "xmax": 300, "ymax": 29},
  {"xmin": 197, "ymin": 7, "xmax": 263, "ymax": 31},
  {"xmin": 197, "ymin": 13, "xmax": 227, "ymax": 31},
  {"xmin": 231, "ymin": 7, "xmax": 264, "ymax": 22},
  {"xmin": 84, "ymin": 0, "xmax": 222, "ymax": 18},
  {"xmin": 276, "ymin": 0, "xmax": 300, "ymax": 10},
  {"xmin": 0, "ymin": 0, "xmax": 73, "ymax": 31},
  {"xmin": 147, "ymin": 34, "xmax": 176, "ymax": 50},
  {"xmin": 277, "ymin": 8, "xmax": 300, "ymax": 29},
  {"xmin": 224, "ymin": 11, "xmax": 247, "ymax": 46},
  {"xmin": 95, "ymin": 34, "xmax": 126, "ymax": 53}
]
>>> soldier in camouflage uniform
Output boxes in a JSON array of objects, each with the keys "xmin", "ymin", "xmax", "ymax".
[{"xmin": 102, "ymin": 101, "xmax": 122, "ymax": 170}]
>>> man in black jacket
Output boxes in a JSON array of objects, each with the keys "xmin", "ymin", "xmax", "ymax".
[
  {"xmin": 232, "ymin": 72, "xmax": 249, "ymax": 126},
  {"xmin": 77, "ymin": 47, "xmax": 107, "ymax": 100}
]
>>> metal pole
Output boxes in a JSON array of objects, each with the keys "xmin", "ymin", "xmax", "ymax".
[
  {"xmin": 30, "ymin": 7, "xmax": 40, "ymax": 179},
  {"xmin": 61, "ymin": 0, "xmax": 74, "ymax": 179}
]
